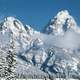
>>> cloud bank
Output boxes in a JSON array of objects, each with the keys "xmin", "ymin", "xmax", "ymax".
[{"xmin": 32, "ymin": 29, "xmax": 80, "ymax": 50}]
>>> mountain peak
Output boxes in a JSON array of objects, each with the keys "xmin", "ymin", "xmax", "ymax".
[
  {"xmin": 56, "ymin": 10, "xmax": 69, "ymax": 20},
  {"xmin": 5, "ymin": 16, "xmax": 16, "ymax": 21},
  {"xmin": 44, "ymin": 10, "xmax": 79, "ymax": 35},
  {"xmin": 0, "ymin": 16, "xmax": 28, "ymax": 36},
  {"xmin": 5, "ymin": 16, "xmax": 25, "ymax": 30}
]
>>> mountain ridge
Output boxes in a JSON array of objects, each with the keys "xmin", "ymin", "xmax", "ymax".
[{"xmin": 0, "ymin": 10, "xmax": 80, "ymax": 79}]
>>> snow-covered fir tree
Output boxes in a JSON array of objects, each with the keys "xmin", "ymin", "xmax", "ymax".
[{"xmin": 5, "ymin": 32, "xmax": 17, "ymax": 80}]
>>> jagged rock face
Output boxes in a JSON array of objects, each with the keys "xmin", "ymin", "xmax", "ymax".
[
  {"xmin": 0, "ymin": 10, "xmax": 80, "ymax": 79},
  {"xmin": 45, "ymin": 10, "xmax": 80, "ymax": 35}
]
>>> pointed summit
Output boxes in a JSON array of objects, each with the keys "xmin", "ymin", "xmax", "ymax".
[{"xmin": 44, "ymin": 10, "xmax": 79, "ymax": 35}]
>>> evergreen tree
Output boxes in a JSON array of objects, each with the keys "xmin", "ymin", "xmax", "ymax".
[
  {"xmin": 0, "ymin": 48, "xmax": 7, "ymax": 77},
  {"xmin": 5, "ymin": 33, "xmax": 17, "ymax": 80}
]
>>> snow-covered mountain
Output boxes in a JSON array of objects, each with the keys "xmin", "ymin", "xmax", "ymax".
[
  {"xmin": 0, "ymin": 10, "xmax": 80, "ymax": 79},
  {"xmin": 44, "ymin": 10, "xmax": 80, "ymax": 35}
]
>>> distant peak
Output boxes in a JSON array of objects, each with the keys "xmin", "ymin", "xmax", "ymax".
[
  {"xmin": 53, "ymin": 10, "xmax": 71, "ymax": 25},
  {"xmin": 44, "ymin": 10, "xmax": 79, "ymax": 35},
  {"xmin": 56, "ymin": 10, "xmax": 69, "ymax": 19}
]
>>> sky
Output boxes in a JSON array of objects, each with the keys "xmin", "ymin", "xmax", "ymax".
[{"xmin": 0, "ymin": 0, "xmax": 80, "ymax": 31}]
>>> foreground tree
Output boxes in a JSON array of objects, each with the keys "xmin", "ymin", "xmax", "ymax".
[{"xmin": 5, "ymin": 33, "xmax": 17, "ymax": 80}]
